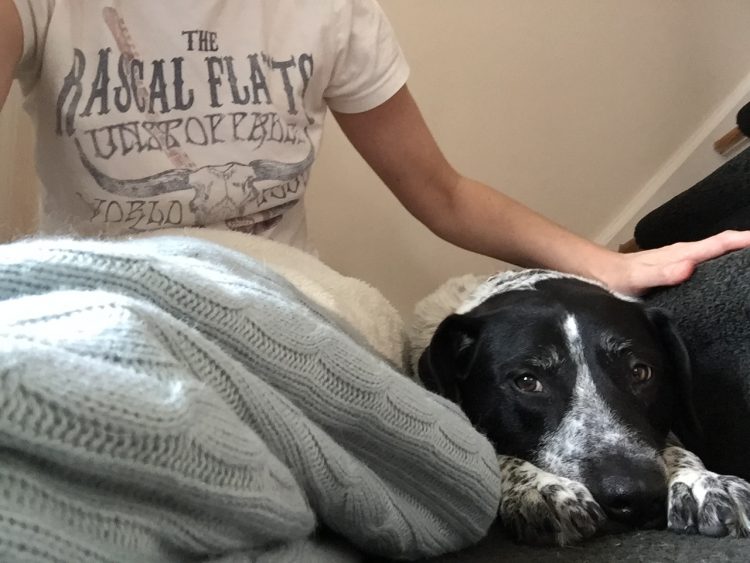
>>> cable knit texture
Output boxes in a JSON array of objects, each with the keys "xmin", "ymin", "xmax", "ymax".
[{"xmin": 0, "ymin": 236, "xmax": 500, "ymax": 562}]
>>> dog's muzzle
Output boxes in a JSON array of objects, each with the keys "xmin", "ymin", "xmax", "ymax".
[{"xmin": 587, "ymin": 455, "xmax": 667, "ymax": 528}]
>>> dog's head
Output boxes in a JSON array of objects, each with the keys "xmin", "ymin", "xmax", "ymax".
[{"xmin": 416, "ymin": 270, "xmax": 700, "ymax": 528}]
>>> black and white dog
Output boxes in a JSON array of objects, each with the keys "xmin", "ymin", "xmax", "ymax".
[{"xmin": 409, "ymin": 270, "xmax": 750, "ymax": 545}]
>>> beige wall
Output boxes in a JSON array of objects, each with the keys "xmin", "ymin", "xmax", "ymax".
[
  {"xmin": 0, "ymin": 83, "xmax": 36, "ymax": 241},
  {"xmin": 2, "ymin": 1, "xmax": 750, "ymax": 313}
]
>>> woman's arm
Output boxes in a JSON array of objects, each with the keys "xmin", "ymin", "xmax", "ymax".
[
  {"xmin": 333, "ymin": 86, "xmax": 750, "ymax": 295},
  {"xmin": 0, "ymin": 0, "xmax": 23, "ymax": 111}
]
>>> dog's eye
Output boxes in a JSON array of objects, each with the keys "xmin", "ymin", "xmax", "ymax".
[
  {"xmin": 632, "ymin": 363, "xmax": 653, "ymax": 383},
  {"xmin": 514, "ymin": 374, "xmax": 544, "ymax": 393}
]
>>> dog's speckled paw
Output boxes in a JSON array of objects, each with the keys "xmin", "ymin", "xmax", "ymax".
[
  {"xmin": 664, "ymin": 447, "xmax": 750, "ymax": 537},
  {"xmin": 498, "ymin": 456, "xmax": 606, "ymax": 545}
]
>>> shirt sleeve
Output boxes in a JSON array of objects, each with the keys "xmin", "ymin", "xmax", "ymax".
[
  {"xmin": 324, "ymin": 0, "xmax": 410, "ymax": 114},
  {"xmin": 11, "ymin": 0, "xmax": 55, "ymax": 92}
]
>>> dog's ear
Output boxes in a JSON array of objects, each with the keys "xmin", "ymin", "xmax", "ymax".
[
  {"xmin": 417, "ymin": 312, "xmax": 482, "ymax": 403},
  {"xmin": 646, "ymin": 307, "xmax": 704, "ymax": 450}
]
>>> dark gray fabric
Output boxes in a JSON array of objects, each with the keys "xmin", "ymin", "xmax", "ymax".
[
  {"xmin": 634, "ymin": 147, "xmax": 750, "ymax": 249},
  {"xmin": 646, "ymin": 247, "xmax": 750, "ymax": 480},
  {"xmin": 412, "ymin": 522, "xmax": 749, "ymax": 562}
]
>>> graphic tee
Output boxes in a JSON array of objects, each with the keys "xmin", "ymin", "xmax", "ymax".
[{"xmin": 12, "ymin": 0, "xmax": 409, "ymax": 248}]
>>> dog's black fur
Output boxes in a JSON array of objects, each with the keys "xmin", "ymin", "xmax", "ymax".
[
  {"xmin": 421, "ymin": 278, "xmax": 699, "ymax": 448},
  {"xmin": 413, "ymin": 271, "xmax": 750, "ymax": 544}
]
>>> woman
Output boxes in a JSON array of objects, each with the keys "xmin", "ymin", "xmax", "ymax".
[{"xmin": 0, "ymin": 0, "xmax": 747, "ymax": 295}]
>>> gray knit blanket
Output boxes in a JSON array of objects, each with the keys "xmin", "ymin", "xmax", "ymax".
[{"xmin": 0, "ymin": 237, "xmax": 500, "ymax": 562}]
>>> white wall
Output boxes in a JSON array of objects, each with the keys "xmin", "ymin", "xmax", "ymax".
[
  {"xmin": 2, "ymin": 1, "xmax": 750, "ymax": 314},
  {"xmin": 602, "ymin": 73, "xmax": 750, "ymax": 246},
  {"xmin": 306, "ymin": 0, "xmax": 750, "ymax": 313}
]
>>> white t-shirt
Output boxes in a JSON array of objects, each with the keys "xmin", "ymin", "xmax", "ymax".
[{"xmin": 12, "ymin": 0, "xmax": 409, "ymax": 248}]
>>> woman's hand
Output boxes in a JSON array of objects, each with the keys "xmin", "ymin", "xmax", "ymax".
[{"xmin": 597, "ymin": 230, "xmax": 750, "ymax": 296}]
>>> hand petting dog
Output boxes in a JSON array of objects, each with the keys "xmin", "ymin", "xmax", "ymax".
[{"xmin": 599, "ymin": 230, "xmax": 750, "ymax": 296}]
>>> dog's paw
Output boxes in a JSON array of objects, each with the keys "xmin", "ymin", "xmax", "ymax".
[
  {"xmin": 664, "ymin": 447, "xmax": 750, "ymax": 537},
  {"xmin": 498, "ymin": 457, "xmax": 606, "ymax": 545}
]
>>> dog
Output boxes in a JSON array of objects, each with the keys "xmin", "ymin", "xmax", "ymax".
[{"xmin": 409, "ymin": 269, "xmax": 750, "ymax": 545}]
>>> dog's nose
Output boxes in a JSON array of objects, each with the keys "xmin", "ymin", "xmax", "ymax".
[{"xmin": 589, "ymin": 460, "xmax": 667, "ymax": 528}]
